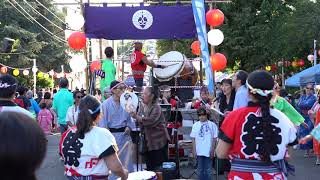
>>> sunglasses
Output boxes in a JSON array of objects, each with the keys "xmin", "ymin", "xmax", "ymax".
[
  {"xmin": 76, "ymin": 96, "xmax": 83, "ymax": 99},
  {"xmin": 198, "ymin": 113, "xmax": 207, "ymax": 116},
  {"xmin": 306, "ymin": 87, "xmax": 313, "ymax": 90}
]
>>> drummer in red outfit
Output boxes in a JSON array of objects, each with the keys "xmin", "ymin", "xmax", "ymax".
[
  {"xmin": 130, "ymin": 42, "xmax": 166, "ymax": 90},
  {"xmin": 191, "ymin": 86, "xmax": 212, "ymax": 109}
]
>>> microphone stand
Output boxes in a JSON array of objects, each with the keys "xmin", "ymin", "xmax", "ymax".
[{"xmin": 173, "ymin": 98, "xmax": 181, "ymax": 178}]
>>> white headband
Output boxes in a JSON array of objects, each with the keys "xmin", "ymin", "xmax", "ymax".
[{"xmin": 246, "ymin": 80, "xmax": 273, "ymax": 97}]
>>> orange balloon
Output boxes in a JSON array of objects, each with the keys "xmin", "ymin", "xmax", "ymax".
[
  {"xmin": 292, "ymin": 61, "xmax": 298, "ymax": 68},
  {"xmin": 0, "ymin": 66, "xmax": 8, "ymax": 74},
  {"xmin": 210, "ymin": 53, "xmax": 227, "ymax": 71},
  {"xmin": 191, "ymin": 41, "xmax": 201, "ymax": 55},
  {"xmin": 206, "ymin": 9, "xmax": 225, "ymax": 27},
  {"xmin": 90, "ymin": 61, "xmax": 101, "ymax": 72},
  {"xmin": 68, "ymin": 32, "xmax": 86, "ymax": 51}
]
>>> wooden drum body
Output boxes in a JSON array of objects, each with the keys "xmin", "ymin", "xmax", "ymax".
[{"xmin": 154, "ymin": 51, "xmax": 198, "ymax": 86}]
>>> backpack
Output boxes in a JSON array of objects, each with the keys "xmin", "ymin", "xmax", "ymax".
[{"xmin": 14, "ymin": 98, "xmax": 26, "ymax": 109}]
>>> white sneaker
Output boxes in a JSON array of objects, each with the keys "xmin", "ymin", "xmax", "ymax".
[{"xmin": 316, "ymin": 159, "xmax": 320, "ymax": 165}]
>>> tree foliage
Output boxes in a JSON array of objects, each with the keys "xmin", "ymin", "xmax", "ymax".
[
  {"xmin": 156, "ymin": 0, "xmax": 320, "ymax": 73},
  {"xmin": 0, "ymin": 0, "xmax": 70, "ymax": 73}
]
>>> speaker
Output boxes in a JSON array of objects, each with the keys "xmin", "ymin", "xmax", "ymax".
[{"xmin": 2, "ymin": 37, "xmax": 15, "ymax": 53}]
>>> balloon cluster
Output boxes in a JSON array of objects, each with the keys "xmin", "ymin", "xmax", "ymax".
[
  {"xmin": 66, "ymin": 14, "xmax": 86, "ymax": 51},
  {"xmin": 190, "ymin": 8, "xmax": 227, "ymax": 72}
]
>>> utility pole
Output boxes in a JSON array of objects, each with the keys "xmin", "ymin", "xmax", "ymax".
[{"xmin": 80, "ymin": 0, "xmax": 89, "ymax": 91}]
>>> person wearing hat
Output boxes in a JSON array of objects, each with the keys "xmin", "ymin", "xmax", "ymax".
[
  {"xmin": 100, "ymin": 47, "xmax": 116, "ymax": 100},
  {"xmin": 99, "ymin": 80, "xmax": 135, "ymax": 180},
  {"xmin": 0, "ymin": 74, "xmax": 33, "ymax": 118},
  {"xmin": 130, "ymin": 42, "xmax": 166, "ymax": 90}
]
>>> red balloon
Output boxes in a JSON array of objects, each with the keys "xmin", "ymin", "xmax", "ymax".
[
  {"xmin": 191, "ymin": 41, "xmax": 201, "ymax": 55},
  {"xmin": 298, "ymin": 59, "xmax": 305, "ymax": 67},
  {"xmin": 206, "ymin": 9, "xmax": 224, "ymax": 27},
  {"xmin": 90, "ymin": 61, "xmax": 101, "ymax": 72},
  {"xmin": 0, "ymin": 66, "xmax": 8, "ymax": 74},
  {"xmin": 68, "ymin": 32, "xmax": 86, "ymax": 50},
  {"xmin": 210, "ymin": 53, "xmax": 227, "ymax": 71}
]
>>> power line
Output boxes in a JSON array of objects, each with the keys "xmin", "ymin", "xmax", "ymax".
[
  {"xmin": 5, "ymin": 0, "xmax": 63, "ymax": 43},
  {"xmin": 0, "ymin": 51, "xmax": 30, "ymax": 55},
  {"xmin": 23, "ymin": 0, "xmax": 64, "ymax": 31},
  {"xmin": 34, "ymin": 0, "xmax": 65, "ymax": 24},
  {"xmin": 6, "ymin": 0, "xmax": 34, "ymax": 24},
  {"xmin": 8, "ymin": 0, "xmax": 67, "ymax": 43},
  {"xmin": 6, "ymin": 0, "xmax": 65, "ymax": 43}
]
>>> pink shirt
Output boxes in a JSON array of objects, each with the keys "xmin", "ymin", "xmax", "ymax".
[{"xmin": 38, "ymin": 109, "xmax": 53, "ymax": 135}]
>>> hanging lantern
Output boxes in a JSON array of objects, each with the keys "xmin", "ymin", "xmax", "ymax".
[
  {"xmin": 265, "ymin": 66, "xmax": 271, "ymax": 71},
  {"xmin": 298, "ymin": 59, "xmax": 305, "ymax": 67},
  {"xmin": 307, "ymin": 54, "xmax": 314, "ymax": 62},
  {"xmin": 69, "ymin": 54, "xmax": 87, "ymax": 73},
  {"xmin": 32, "ymin": 67, "xmax": 38, "ymax": 74},
  {"xmin": 207, "ymin": 29, "xmax": 224, "ymax": 46},
  {"xmin": 206, "ymin": 9, "xmax": 224, "ymax": 27},
  {"xmin": 23, "ymin": 69, "xmax": 29, "ymax": 76},
  {"xmin": 65, "ymin": 14, "xmax": 85, "ymax": 31},
  {"xmin": 0, "ymin": 66, "xmax": 8, "ymax": 74},
  {"xmin": 44, "ymin": 74, "xmax": 49, "ymax": 79},
  {"xmin": 68, "ymin": 32, "xmax": 86, "ymax": 51},
  {"xmin": 90, "ymin": 61, "xmax": 101, "ymax": 73},
  {"xmin": 292, "ymin": 61, "xmax": 298, "ymax": 68},
  {"xmin": 49, "ymin": 70, "xmax": 54, "ymax": 76},
  {"xmin": 318, "ymin": 50, "xmax": 320, "ymax": 57},
  {"xmin": 37, "ymin": 72, "xmax": 43, "ymax": 78},
  {"xmin": 271, "ymin": 64, "xmax": 277, "ymax": 71},
  {"xmin": 13, "ymin": 69, "xmax": 19, "ymax": 76},
  {"xmin": 284, "ymin": 61, "xmax": 291, "ymax": 67},
  {"xmin": 191, "ymin": 41, "xmax": 201, "ymax": 55},
  {"xmin": 210, "ymin": 53, "xmax": 227, "ymax": 71}
]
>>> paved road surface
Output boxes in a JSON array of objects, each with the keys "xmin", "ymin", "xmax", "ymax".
[{"xmin": 36, "ymin": 135, "xmax": 319, "ymax": 180}]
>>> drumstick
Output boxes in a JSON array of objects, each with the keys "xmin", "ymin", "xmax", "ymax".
[
  {"xmin": 118, "ymin": 141, "xmax": 130, "ymax": 156},
  {"xmin": 166, "ymin": 62, "xmax": 180, "ymax": 66},
  {"xmin": 210, "ymin": 107, "xmax": 224, "ymax": 116}
]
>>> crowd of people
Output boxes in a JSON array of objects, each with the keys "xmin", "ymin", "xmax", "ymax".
[{"xmin": 2, "ymin": 49, "xmax": 320, "ymax": 180}]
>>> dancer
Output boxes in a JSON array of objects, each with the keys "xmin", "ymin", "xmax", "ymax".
[
  {"xmin": 60, "ymin": 95, "xmax": 128, "ymax": 180},
  {"xmin": 216, "ymin": 70, "xmax": 297, "ymax": 180},
  {"xmin": 99, "ymin": 80, "xmax": 135, "ymax": 180},
  {"xmin": 296, "ymin": 83, "xmax": 316, "ymax": 157},
  {"xmin": 130, "ymin": 86, "xmax": 170, "ymax": 171}
]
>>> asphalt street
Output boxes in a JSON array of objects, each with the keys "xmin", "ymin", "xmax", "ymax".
[{"xmin": 36, "ymin": 134, "xmax": 320, "ymax": 180}]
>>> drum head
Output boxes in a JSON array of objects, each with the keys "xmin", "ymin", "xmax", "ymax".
[
  {"xmin": 120, "ymin": 92, "xmax": 139, "ymax": 113},
  {"xmin": 154, "ymin": 51, "xmax": 185, "ymax": 81},
  {"xmin": 122, "ymin": 171, "xmax": 157, "ymax": 180}
]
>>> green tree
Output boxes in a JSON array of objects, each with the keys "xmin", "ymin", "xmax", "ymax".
[{"xmin": 0, "ymin": 0, "xmax": 70, "ymax": 73}]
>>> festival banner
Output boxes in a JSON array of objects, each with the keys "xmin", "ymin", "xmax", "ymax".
[
  {"xmin": 84, "ymin": 4, "xmax": 197, "ymax": 40},
  {"xmin": 192, "ymin": 0, "xmax": 214, "ymax": 94}
]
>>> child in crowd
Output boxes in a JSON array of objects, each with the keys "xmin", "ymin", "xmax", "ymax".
[
  {"xmin": 37, "ymin": 103, "xmax": 53, "ymax": 136},
  {"xmin": 190, "ymin": 106, "xmax": 218, "ymax": 180}
]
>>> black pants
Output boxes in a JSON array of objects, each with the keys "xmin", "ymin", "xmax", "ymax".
[
  {"xmin": 145, "ymin": 144, "xmax": 168, "ymax": 171},
  {"xmin": 134, "ymin": 77, "xmax": 144, "ymax": 88}
]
